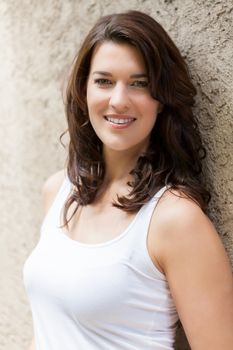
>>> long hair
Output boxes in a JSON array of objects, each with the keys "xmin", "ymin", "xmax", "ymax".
[{"xmin": 63, "ymin": 10, "xmax": 210, "ymax": 224}]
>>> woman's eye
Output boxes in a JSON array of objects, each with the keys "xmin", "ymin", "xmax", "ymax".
[
  {"xmin": 94, "ymin": 78, "xmax": 112, "ymax": 86},
  {"xmin": 131, "ymin": 80, "xmax": 149, "ymax": 88}
]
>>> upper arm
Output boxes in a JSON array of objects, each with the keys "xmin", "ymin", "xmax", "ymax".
[
  {"xmin": 42, "ymin": 169, "xmax": 66, "ymax": 215},
  {"xmin": 28, "ymin": 337, "xmax": 35, "ymax": 350},
  {"xmin": 151, "ymin": 194, "xmax": 233, "ymax": 349},
  {"xmin": 28, "ymin": 174, "xmax": 65, "ymax": 349}
]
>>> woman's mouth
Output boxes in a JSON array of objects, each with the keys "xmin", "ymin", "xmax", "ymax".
[{"xmin": 104, "ymin": 115, "xmax": 136, "ymax": 128}]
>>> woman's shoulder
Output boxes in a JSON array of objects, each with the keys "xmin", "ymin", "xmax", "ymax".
[
  {"xmin": 150, "ymin": 190, "xmax": 233, "ymax": 349},
  {"xmin": 149, "ymin": 189, "xmax": 221, "ymax": 272},
  {"xmin": 42, "ymin": 169, "xmax": 67, "ymax": 215},
  {"xmin": 154, "ymin": 189, "xmax": 210, "ymax": 232}
]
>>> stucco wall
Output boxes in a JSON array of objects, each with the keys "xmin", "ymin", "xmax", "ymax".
[{"xmin": 0, "ymin": 1, "xmax": 232, "ymax": 349}]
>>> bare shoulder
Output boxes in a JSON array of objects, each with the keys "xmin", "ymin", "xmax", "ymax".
[
  {"xmin": 151, "ymin": 188, "xmax": 214, "ymax": 236},
  {"xmin": 149, "ymin": 190, "xmax": 233, "ymax": 349},
  {"xmin": 149, "ymin": 189, "xmax": 228, "ymax": 273},
  {"xmin": 42, "ymin": 169, "xmax": 66, "ymax": 215}
]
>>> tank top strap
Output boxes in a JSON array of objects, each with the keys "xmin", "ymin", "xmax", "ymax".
[
  {"xmin": 41, "ymin": 176, "xmax": 72, "ymax": 234},
  {"xmin": 139, "ymin": 185, "xmax": 169, "ymax": 221},
  {"xmin": 127, "ymin": 185, "xmax": 169, "ymax": 279}
]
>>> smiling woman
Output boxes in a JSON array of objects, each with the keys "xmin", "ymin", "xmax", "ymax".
[
  {"xmin": 23, "ymin": 10, "xmax": 233, "ymax": 350},
  {"xmin": 86, "ymin": 42, "xmax": 161, "ymax": 152}
]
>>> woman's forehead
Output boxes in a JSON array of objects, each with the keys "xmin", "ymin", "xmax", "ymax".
[{"xmin": 89, "ymin": 41, "xmax": 147, "ymax": 74}]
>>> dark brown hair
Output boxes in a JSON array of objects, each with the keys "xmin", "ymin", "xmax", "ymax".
[{"xmin": 63, "ymin": 10, "xmax": 210, "ymax": 224}]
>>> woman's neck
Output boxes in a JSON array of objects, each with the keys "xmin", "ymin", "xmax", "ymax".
[{"xmin": 103, "ymin": 150, "xmax": 137, "ymax": 182}]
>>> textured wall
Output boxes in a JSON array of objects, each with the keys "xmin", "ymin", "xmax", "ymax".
[{"xmin": 0, "ymin": 1, "xmax": 232, "ymax": 349}]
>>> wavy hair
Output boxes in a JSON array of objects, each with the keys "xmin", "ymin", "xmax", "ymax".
[{"xmin": 63, "ymin": 10, "xmax": 210, "ymax": 224}]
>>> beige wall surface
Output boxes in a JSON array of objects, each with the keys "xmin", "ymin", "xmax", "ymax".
[{"xmin": 0, "ymin": 0, "xmax": 232, "ymax": 349}]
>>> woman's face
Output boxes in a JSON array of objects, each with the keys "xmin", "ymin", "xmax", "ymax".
[{"xmin": 86, "ymin": 41, "xmax": 161, "ymax": 154}]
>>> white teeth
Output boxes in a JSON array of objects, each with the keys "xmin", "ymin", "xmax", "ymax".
[{"xmin": 106, "ymin": 117, "xmax": 134, "ymax": 124}]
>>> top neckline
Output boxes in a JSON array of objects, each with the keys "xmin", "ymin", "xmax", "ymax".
[
  {"xmin": 47, "ymin": 177, "xmax": 167, "ymax": 249},
  {"xmin": 58, "ymin": 183, "xmax": 168, "ymax": 249},
  {"xmin": 59, "ymin": 202, "xmax": 146, "ymax": 249}
]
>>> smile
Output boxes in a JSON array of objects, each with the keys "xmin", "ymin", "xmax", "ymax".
[{"xmin": 104, "ymin": 116, "xmax": 136, "ymax": 125}]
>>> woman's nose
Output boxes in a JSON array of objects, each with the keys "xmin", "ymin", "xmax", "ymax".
[{"xmin": 109, "ymin": 83, "xmax": 130, "ymax": 113}]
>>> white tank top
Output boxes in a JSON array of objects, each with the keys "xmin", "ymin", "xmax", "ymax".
[{"xmin": 23, "ymin": 177, "xmax": 178, "ymax": 350}]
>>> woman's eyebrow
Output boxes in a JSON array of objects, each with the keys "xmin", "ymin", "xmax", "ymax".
[
  {"xmin": 130, "ymin": 73, "xmax": 148, "ymax": 78},
  {"xmin": 92, "ymin": 71, "xmax": 148, "ymax": 78},
  {"xmin": 93, "ymin": 71, "xmax": 112, "ymax": 76}
]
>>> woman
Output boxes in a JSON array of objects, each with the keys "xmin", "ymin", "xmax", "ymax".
[{"xmin": 24, "ymin": 10, "xmax": 233, "ymax": 350}]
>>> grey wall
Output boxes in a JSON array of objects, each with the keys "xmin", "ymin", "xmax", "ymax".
[{"xmin": 0, "ymin": 1, "xmax": 232, "ymax": 349}]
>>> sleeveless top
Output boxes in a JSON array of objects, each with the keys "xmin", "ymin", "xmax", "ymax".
[{"xmin": 23, "ymin": 177, "xmax": 179, "ymax": 350}]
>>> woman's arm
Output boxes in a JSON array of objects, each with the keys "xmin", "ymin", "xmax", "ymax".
[
  {"xmin": 28, "ymin": 338, "xmax": 35, "ymax": 350},
  {"xmin": 26, "ymin": 170, "xmax": 66, "ymax": 350},
  {"xmin": 151, "ymin": 193, "xmax": 233, "ymax": 349}
]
